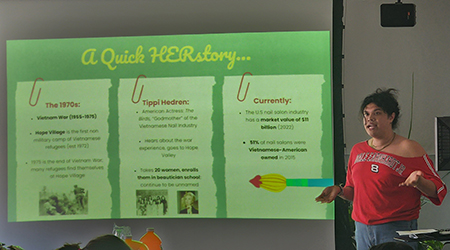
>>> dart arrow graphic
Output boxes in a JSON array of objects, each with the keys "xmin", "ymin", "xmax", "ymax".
[{"xmin": 250, "ymin": 173, "xmax": 333, "ymax": 192}]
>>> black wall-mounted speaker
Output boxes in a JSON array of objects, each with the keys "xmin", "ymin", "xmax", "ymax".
[{"xmin": 380, "ymin": 3, "xmax": 416, "ymax": 27}]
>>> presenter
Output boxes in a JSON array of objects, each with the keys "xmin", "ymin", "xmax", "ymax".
[{"xmin": 315, "ymin": 88, "xmax": 447, "ymax": 250}]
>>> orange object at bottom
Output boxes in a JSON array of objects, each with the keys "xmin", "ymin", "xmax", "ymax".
[
  {"xmin": 140, "ymin": 228, "xmax": 162, "ymax": 250},
  {"xmin": 124, "ymin": 237, "xmax": 149, "ymax": 250}
]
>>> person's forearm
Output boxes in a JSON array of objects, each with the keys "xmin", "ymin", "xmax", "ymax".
[
  {"xmin": 415, "ymin": 176, "xmax": 438, "ymax": 198},
  {"xmin": 339, "ymin": 186, "xmax": 354, "ymax": 201}
]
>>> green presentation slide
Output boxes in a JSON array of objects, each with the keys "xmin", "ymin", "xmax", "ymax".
[{"xmin": 7, "ymin": 31, "xmax": 334, "ymax": 222}]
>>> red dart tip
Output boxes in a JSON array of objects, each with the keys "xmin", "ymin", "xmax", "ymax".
[{"xmin": 249, "ymin": 175, "xmax": 262, "ymax": 188}]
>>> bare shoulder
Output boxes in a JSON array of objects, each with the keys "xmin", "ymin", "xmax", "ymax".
[{"xmin": 393, "ymin": 135, "xmax": 426, "ymax": 157}]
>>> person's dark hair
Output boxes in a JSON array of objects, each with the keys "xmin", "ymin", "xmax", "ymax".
[
  {"xmin": 56, "ymin": 243, "xmax": 81, "ymax": 250},
  {"xmin": 82, "ymin": 234, "xmax": 131, "ymax": 250},
  {"xmin": 369, "ymin": 241, "xmax": 413, "ymax": 250},
  {"xmin": 360, "ymin": 88, "xmax": 400, "ymax": 129}
]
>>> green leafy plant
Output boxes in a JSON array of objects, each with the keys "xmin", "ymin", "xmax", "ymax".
[
  {"xmin": 419, "ymin": 240, "xmax": 444, "ymax": 250},
  {"xmin": 0, "ymin": 242, "xmax": 24, "ymax": 250}
]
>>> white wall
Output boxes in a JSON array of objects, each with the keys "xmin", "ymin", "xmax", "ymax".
[
  {"xmin": 343, "ymin": 0, "xmax": 450, "ymax": 154},
  {"xmin": 342, "ymin": 0, "xmax": 450, "ymax": 229},
  {"xmin": 0, "ymin": 1, "xmax": 335, "ymax": 250}
]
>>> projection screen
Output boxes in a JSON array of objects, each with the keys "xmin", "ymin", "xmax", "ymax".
[{"xmin": 7, "ymin": 31, "xmax": 333, "ymax": 222}]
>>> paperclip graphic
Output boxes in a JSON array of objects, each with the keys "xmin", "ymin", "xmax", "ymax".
[
  {"xmin": 249, "ymin": 173, "xmax": 333, "ymax": 192},
  {"xmin": 237, "ymin": 72, "xmax": 252, "ymax": 102},
  {"xmin": 131, "ymin": 74, "xmax": 146, "ymax": 104},
  {"xmin": 29, "ymin": 78, "xmax": 43, "ymax": 107}
]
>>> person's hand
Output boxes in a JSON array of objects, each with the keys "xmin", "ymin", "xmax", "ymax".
[
  {"xmin": 399, "ymin": 170, "xmax": 423, "ymax": 188},
  {"xmin": 315, "ymin": 185, "xmax": 340, "ymax": 203}
]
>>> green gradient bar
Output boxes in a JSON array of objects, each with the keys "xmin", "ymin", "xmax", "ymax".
[{"xmin": 286, "ymin": 178, "xmax": 333, "ymax": 187}]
